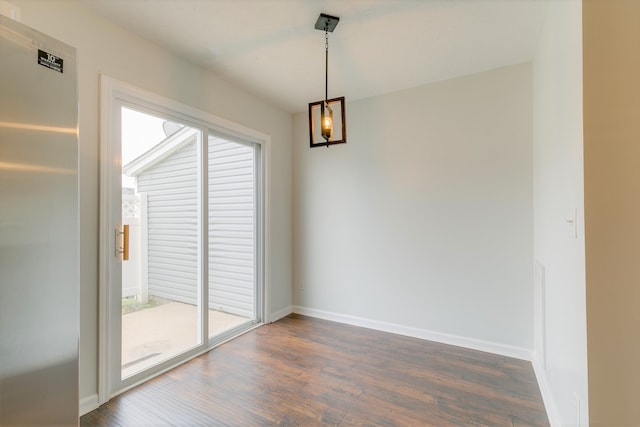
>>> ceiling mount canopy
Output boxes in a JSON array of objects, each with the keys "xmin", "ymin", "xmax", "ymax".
[
  {"xmin": 308, "ymin": 13, "xmax": 346, "ymax": 148},
  {"xmin": 314, "ymin": 13, "xmax": 340, "ymax": 32}
]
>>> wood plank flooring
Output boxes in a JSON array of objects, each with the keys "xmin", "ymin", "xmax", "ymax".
[{"xmin": 81, "ymin": 314, "xmax": 549, "ymax": 426}]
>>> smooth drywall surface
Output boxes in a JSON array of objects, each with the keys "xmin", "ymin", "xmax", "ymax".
[
  {"xmin": 293, "ymin": 64, "xmax": 533, "ymax": 350},
  {"xmin": 583, "ymin": 1, "xmax": 640, "ymax": 425},
  {"xmin": 532, "ymin": 0, "xmax": 588, "ymax": 425},
  {"xmin": 12, "ymin": 0, "xmax": 292, "ymax": 404}
]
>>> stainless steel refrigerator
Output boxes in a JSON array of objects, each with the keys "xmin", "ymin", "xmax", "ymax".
[{"xmin": 0, "ymin": 14, "xmax": 79, "ymax": 426}]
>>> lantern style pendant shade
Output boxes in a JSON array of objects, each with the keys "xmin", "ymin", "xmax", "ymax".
[
  {"xmin": 309, "ymin": 14, "xmax": 347, "ymax": 148},
  {"xmin": 309, "ymin": 97, "xmax": 345, "ymax": 147}
]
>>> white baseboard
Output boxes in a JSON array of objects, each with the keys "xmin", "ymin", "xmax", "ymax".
[
  {"xmin": 292, "ymin": 305, "xmax": 533, "ymax": 361},
  {"xmin": 532, "ymin": 356, "xmax": 561, "ymax": 427},
  {"xmin": 79, "ymin": 393, "xmax": 99, "ymax": 417},
  {"xmin": 270, "ymin": 305, "xmax": 293, "ymax": 323}
]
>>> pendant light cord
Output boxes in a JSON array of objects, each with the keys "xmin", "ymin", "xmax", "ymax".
[{"xmin": 325, "ymin": 28, "xmax": 329, "ymax": 103}]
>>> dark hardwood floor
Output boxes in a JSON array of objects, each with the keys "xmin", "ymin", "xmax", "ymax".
[{"xmin": 81, "ymin": 314, "xmax": 548, "ymax": 426}]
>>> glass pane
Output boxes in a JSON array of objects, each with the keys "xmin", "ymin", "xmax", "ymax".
[
  {"xmin": 208, "ymin": 134, "xmax": 256, "ymax": 340},
  {"xmin": 120, "ymin": 107, "xmax": 201, "ymax": 379}
]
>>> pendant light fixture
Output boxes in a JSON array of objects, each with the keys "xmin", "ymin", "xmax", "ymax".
[{"xmin": 308, "ymin": 13, "xmax": 346, "ymax": 148}]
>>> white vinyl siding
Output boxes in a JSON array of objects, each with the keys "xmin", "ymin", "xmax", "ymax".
[
  {"xmin": 208, "ymin": 136, "xmax": 255, "ymax": 318},
  {"xmin": 135, "ymin": 134, "xmax": 256, "ymax": 318},
  {"xmin": 137, "ymin": 140, "xmax": 199, "ymax": 304}
]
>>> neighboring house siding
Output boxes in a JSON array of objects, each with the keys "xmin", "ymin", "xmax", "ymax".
[
  {"xmin": 136, "ymin": 136, "xmax": 256, "ymax": 319},
  {"xmin": 208, "ymin": 136, "xmax": 255, "ymax": 319},
  {"xmin": 137, "ymin": 140, "xmax": 199, "ymax": 305}
]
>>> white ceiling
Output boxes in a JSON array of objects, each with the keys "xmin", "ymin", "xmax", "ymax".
[{"xmin": 81, "ymin": 0, "xmax": 549, "ymax": 113}]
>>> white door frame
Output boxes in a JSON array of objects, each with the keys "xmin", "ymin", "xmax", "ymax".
[{"xmin": 98, "ymin": 75, "xmax": 271, "ymax": 404}]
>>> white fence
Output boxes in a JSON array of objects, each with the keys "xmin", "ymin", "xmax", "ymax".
[{"xmin": 122, "ymin": 190, "xmax": 148, "ymax": 302}]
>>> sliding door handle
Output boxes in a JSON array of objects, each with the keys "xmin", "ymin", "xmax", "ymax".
[{"xmin": 116, "ymin": 224, "xmax": 130, "ymax": 261}]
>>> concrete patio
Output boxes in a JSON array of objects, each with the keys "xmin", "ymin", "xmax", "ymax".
[{"xmin": 122, "ymin": 301, "xmax": 250, "ymax": 378}]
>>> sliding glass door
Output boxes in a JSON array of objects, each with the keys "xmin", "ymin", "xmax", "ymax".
[
  {"xmin": 102, "ymin": 80, "xmax": 264, "ymax": 397},
  {"xmin": 207, "ymin": 134, "xmax": 259, "ymax": 341},
  {"xmin": 119, "ymin": 107, "xmax": 203, "ymax": 379}
]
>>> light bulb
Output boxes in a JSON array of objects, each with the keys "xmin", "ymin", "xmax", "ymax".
[{"xmin": 321, "ymin": 103, "xmax": 333, "ymax": 140}]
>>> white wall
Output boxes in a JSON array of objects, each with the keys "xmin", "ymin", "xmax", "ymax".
[
  {"xmin": 532, "ymin": 1, "xmax": 588, "ymax": 426},
  {"xmin": 533, "ymin": 1, "xmax": 588, "ymax": 425},
  {"xmin": 11, "ymin": 0, "xmax": 292, "ymax": 406},
  {"xmin": 293, "ymin": 63, "xmax": 533, "ymax": 353}
]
